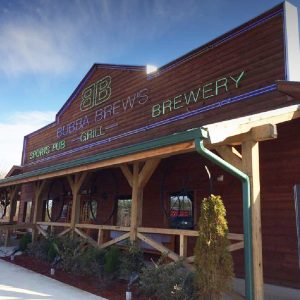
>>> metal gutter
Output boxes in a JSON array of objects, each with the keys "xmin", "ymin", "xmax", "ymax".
[{"xmin": 195, "ymin": 128, "xmax": 253, "ymax": 300}]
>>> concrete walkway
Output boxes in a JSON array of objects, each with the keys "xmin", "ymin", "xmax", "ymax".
[
  {"xmin": 227, "ymin": 278, "xmax": 300, "ymax": 300},
  {"xmin": 0, "ymin": 260, "xmax": 107, "ymax": 300}
]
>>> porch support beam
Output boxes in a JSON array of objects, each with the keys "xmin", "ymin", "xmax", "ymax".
[
  {"xmin": 208, "ymin": 124, "xmax": 277, "ymax": 147},
  {"xmin": 242, "ymin": 140, "xmax": 263, "ymax": 300},
  {"xmin": 120, "ymin": 165, "xmax": 133, "ymax": 187},
  {"xmin": 68, "ymin": 172, "xmax": 88, "ymax": 233},
  {"xmin": 121, "ymin": 159, "xmax": 161, "ymax": 242},
  {"xmin": 3, "ymin": 185, "xmax": 19, "ymax": 246},
  {"xmin": 8, "ymin": 185, "xmax": 19, "ymax": 223},
  {"xmin": 215, "ymin": 146, "xmax": 243, "ymax": 171},
  {"xmin": 130, "ymin": 162, "xmax": 141, "ymax": 241},
  {"xmin": 32, "ymin": 180, "xmax": 47, "ymax": 241},
  {"xmin": 138, "ymin": 158, "xmax": 161, "ymax": 189}
]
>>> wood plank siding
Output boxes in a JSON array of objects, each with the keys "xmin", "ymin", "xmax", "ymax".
[{"xmin": 22, "ymin": 5, "xmax": 289, "ymax": 171}]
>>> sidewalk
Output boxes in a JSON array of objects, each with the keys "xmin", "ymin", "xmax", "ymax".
[
  {"xmin": 227, "ymin": 278, "xmax": 300, "ymax": 300},
  {"xmin": 0, "ymin": 260, "xmax": 107, "ymax": 300}
]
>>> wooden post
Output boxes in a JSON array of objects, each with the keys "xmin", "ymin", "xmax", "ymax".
[
  {"xmin": 97, "ymin": 229, "xmax": 104, "ymax": 245},
  {"xmin": 68, "ymin": 172, "xmax": 88, "ymax": 234},
  {"xmin": 32, "ymin": 181, "xmax": 46, "ymax": 241},
  {"xmin": 121, "ymin": 159, "xmax": 161, "ymax": 242},
  {"xmin": 8, "ymin": 186, "xmax": 19, "ymax": 223},
  {"xmin": 179, "ymin": 234, "xmax": 188, "ymax": 257},
  {"xmin": 130, "ymin": 162, "xmax": 140, "ymax": 241},
  {"xmin": 4, "ymin": 186, "xmax": 19, "ymax": 246},
  {"xmin": 242, "ymin": 140, "xmax": 263, "ymax": 300}
]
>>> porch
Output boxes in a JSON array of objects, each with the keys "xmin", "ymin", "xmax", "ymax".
[{"xmin": 2, "ymin": 105, "xmax": 297, "ymax": 299}]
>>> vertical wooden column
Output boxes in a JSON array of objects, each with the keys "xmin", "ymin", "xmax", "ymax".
[
  {"xmin": 179, "ymin": 234, "xmax": 188, "ymax": 257},
  {"xmin": 4, "ymin": 186, "xmax": 19, "ymax": 246},
  {"xmin": 130, "ymin": 162, "xmax": 141, "ymax": 241},
  {"xmin": 121, "ymin": 158, "xmax": 161, "ymax": 242},
  {"xmin": 32, "ymin": 181, "xmax": 46, "ymax": 241},
  {"xmin": 67, "ymin": 172, "xmax": 88, "ymax": 234},
  {"xmin": 242, "ymin": 140, "xmax": 263, "ymax": 300},
  {"xmin": 8, "ymin": 186, "xmax": 18, "ymax": 223}
]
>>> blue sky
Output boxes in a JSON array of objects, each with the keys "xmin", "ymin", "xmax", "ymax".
[{"xmin": 0, "ymin": 0, "xmax": 300, "ymax": 172}]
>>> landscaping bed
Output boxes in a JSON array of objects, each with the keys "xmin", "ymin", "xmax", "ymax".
[{"xmin": 1, "ymin": 254, "xmax": 145, "ymax": 300}]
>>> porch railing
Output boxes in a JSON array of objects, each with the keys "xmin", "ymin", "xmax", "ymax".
[
  {"xmin": 2, "ymin": 222, "xmax": 244, "ymax": 265},
  {"xmin": 0, "ymin": 223, "xmax": 34, "ymax": 247}
]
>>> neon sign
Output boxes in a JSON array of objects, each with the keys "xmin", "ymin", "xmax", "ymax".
[
  {"xmin": 29, "ymin": 140, "xmax": 66, "ymax": 160},
  {"xmin": 80, "ymin": 76, "xmax": 112, "ymax": 111},
  {"xmin": 152, "ymin": 71, "xmax": 245, "ymax": 118}
]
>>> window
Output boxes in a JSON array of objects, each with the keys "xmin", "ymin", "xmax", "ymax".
[
  {"xmin": 45, "ymin": 199, "xmax": 53, "ymax": 222},
  {"xmin": 61, "ymin": 203, "xmax": 70, "ymax": 219},
  {"xmin": 0, "ymin": 204, "xmax": 5, "ymax": 219},
  {"xmin": 23, "ymin": 201, "xmax": 32, "ymax": 223},
  {"xmin": 13, "ymin": 201, "xmax": 20, "ymax": 222},
  {"xmin": 81, "ymin": 199, "xmax": 98, "ymax": 222},
  {"xmin": 169, "ymin": 191, "xmax": 194, "ymax": 229},
  {"xmin": 117, "ymin": 197, "xmax": 131, "ymax": 227}
]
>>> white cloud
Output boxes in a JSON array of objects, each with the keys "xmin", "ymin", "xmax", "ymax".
[
  {"xmin": 0, "ymin": 0, "xmax": 208, "ymax": 77},
  {"xmin": 0, "ymin": 111, "xmax": 56, "ymax": 174},
  {"xmin": 0, "ymin": 21, "xmax": 75, "ymax": 76}
]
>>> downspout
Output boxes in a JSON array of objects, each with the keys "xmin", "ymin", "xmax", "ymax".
[{"xmin": 195, "ymin": 132, "xmax": 253, "ymax": 300}]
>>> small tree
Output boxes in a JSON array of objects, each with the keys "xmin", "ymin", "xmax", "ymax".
[{"xmin": 194, "ymin": 194, "xmax": 234, "ymax": 300}]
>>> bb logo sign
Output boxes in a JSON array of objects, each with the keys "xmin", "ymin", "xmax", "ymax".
[{"xmin": 80, "ymin": 76, "xmax": 111, "ymax": 111}]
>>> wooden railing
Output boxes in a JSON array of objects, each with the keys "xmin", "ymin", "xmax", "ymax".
[
  {"xmin": 0, "ymin": 223, "xmax": 34, "ymax": 247},
  {"xmin": 1, "ymin": 221, "xmax": 244, "ymax": 265},
  {"xmin": 36, "ymin": 222, "xmax": 72, "ymax": 238},
  {"xmin": 137, "ymin": 227, "xmax": 244, "ymax": 263},
  {"xmin": 75, "ymin": 223, "xmax": 130, "ymax": 248},
  {"xmin": 73, "ymin": 223, "xmax": 244, "ymax": 265}
]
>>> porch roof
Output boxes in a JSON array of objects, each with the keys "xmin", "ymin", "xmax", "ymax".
[{"xmin": 0, "ymin": 128, "xmax": 206, "ymax": 188}]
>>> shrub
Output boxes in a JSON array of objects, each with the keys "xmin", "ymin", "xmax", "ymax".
[
  {"xmin": 28, "ymin": 237, "xmax": 58, "ymax": 262},
  {"xmin": 104, "ymin": 246, "xmax": 120, "ymax": 277},
  {"xmin": 77, "ymin": 246, "xmax": 106, "ymax": 277},
  {"xmin": 19, "ymin": 233, "xmax": 32, "ymax": 251},
  {"xmin": 52, "ymin": 235, "xmax": 87, "ymax": 273},
  {"xmin": 138, "ymin": 256, "xmax": 198, "ymax": 300},
  {"xmin": 194, "ymin": 194, "xmax": 234, "ymax": 300},
  {"xmin": 120, "ymin": 242, "xmax": 144, "ymax": 279}
]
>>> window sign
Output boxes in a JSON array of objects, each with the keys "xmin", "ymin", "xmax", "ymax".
[{"xmin": 169, "ymin": 192, "xmax": 193, "ymax": 229}]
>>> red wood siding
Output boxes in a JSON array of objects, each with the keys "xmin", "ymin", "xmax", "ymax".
[{"xmin": 22, "ymin": 5, "xmax": 290, "ymax": 172}]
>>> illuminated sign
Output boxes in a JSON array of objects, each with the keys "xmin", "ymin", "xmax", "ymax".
[
  {"xmin": 29, "ymin": 140, "xmax": 66, "ymax": 160},
  {"xmin": 80, "ymin": 76, "xmax": 112, "ymax": 111},
  {"xmin": 152, "ymin": 71, "xmax": 245, "ymax": 118},
  {"xmin": 27, "ymin": 70, "xmax": 246, "ymax": 162}
]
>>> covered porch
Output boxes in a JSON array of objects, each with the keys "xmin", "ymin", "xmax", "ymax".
[{"xmin": 2, "ymin": 105, "xmax": 298, "ymax": 300}]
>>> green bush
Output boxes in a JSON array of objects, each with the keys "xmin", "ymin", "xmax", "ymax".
[
  {"xmin": 138, "ymin": 256, "xmax": 198, "ymax": 300},
  {"xmin": 120, "ymin": 242, "xmax": 144, "ymax": 279},
  {"xmin": 104, "ymin": 246, "xmax": 120, "ymax": 276},
  {"xmin": 77, "ymin": 246, "xmax": 106, "ymax": 277},
  {"xmin": 52, "ymin": 235, "xmax": 88, "ymax": 273},
  {"xmin": 28, "ymin": 237, "xmax": 58, "ymax": 262},
  {"xmin": 19, "ymin": 233, "xmax": 32, "ymax": 251},
  {"xmin": 194, "ymin": 194, "xmax": 234, "ymax": 300}
]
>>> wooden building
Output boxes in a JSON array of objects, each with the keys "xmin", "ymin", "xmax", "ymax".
[{"xmin": 1, "ymin": 2, "xmax": 300, "ymax": 299}]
